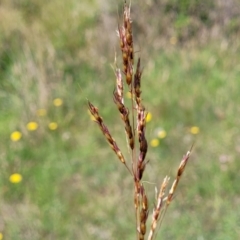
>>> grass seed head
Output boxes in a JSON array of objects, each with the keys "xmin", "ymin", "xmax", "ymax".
[{"xmin": 89, "ymin": 2, "xmax": 192, "ymax": 240}]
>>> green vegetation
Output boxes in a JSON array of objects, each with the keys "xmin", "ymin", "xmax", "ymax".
[{"xmin": 0, "ymin": 0, "xmax": 240, "ymax": 239}]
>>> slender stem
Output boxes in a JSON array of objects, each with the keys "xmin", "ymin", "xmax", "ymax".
[{"xmin": 130, "ymin": 74, "xmax": 139, "ymax": 240}]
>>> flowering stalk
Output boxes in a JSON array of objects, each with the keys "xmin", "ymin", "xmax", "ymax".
[{"xmin": 88, "ymin": 2, "xmax": 192, "ymax": 239}]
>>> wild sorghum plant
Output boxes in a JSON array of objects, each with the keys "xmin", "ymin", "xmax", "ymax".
[{"xmin": 88, "ymin": 2, "xmax": 191, "ymax": 239}]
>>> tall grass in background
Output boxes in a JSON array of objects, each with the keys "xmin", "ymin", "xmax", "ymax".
[{"xmin": 0, "ymin": 0, "xmax": 240, "ymax": 239}]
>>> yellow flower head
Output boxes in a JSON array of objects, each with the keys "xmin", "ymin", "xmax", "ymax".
[
  {"xmin": 157, "ymin": 129, "xmax": 167, "ymax": 139},
  {"xmin": 146, "ymin": 112, "xmax": 152, "ymax": 123},
  {"xmin": 26, "ymin": 122, "xmax": 38, "ymax": 131},
  {"xmin": 0, "ymin": 232, "xmax": 3, "ymax": 240},
  {"xmin": 170, "ymin": 36, "xmax": 178, "ymax": 45},
  {"xmin": 10, "ymin": 131, "xmax": 22, "ymax": 142},
  {"xmin": 126, "ymin": 92, "xmax": 132, "ymax": 99},
  {"xmin": 53, "ymin": 98, "xmax": 63, "ymax": 107},
  {"xmin": 37, "ymin": 108, "xmax": 47, "ymax": 116},
  {"xmin": 150, "ymin": 138, "xmax": 159, "ymax": 147},
  {"xmin": 190, "ymin": 126, "xmax": 200, "ymax": 135},
  {"xmin": 9, "ymin": 173, "xmax": 22, "ymax": 183},
  {"xmin": 48, "ymin": 122, "xmax": 58, "ymax": 130}
]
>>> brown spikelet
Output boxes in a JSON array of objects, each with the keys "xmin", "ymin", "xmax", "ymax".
[
  {"xmin": 137, "ymin": 106, "xmax": 146, "ymax": 140},
  {"xmin": 134, "ymin": 177, "xmax": 141, "ymax": 239},
  {"xmin": 115, "ymin": 68, "xmax": 123, "ymax": 102},
  {"xmin": 123, "ymin": 2, "xmax": 133, "ymax": 64},
  {"xmin": 167, "ymin": 150, "xmax": 191, "ymax": 205},
  {"xmin": 136, "ymin": 105, "xmax": 148, "ymax": 179},
  {"xmin": 113, "ymin": 91, "xmax": 134, "ymax": 149},
  {"xmin": 147, "ymin": 176, "xmax": 169, "ymax": 240},
  {"xmin": 126, "ymin": 62, "xmax": 133, "ymax": 86},
  {"xmin": 134, "ymin": 178, "xmax": 141, "ymax": 209},
  {"xmin": 88, "ymin": 101, "xmax": 126, "ymax": 165},
  {"xmin": 138, "ymin": 185, "xmax": 149, "ymax": 240},
  {"xmin": 118, "ymin": 2, "xmax": 134, "ymax": 85},
  {"xmin": 134, "ymin": 58, "xmax": 143, "ymax": 106}
]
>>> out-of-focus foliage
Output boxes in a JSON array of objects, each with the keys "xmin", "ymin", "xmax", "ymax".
[{"xmin": 1, "ymin": 0, "xmax": 240, "ymax": 239}]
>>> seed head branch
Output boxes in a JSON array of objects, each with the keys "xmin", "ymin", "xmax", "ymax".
[
  {"xmin": 147, "ymin": 176, "xmax": 169, "ymax": 240},
  {"xmin": 113, "ymin": 67, "xmax": 134, "ymax": 150},
  {"xmin": 136, "ymin": 106, "xmax": 148, "ymax": 180},
  {"xmin": 167, "ymin": 150, "xmax": 191, "ymax": 205},
  {"xmin": 88, "ymin": 101, "xmax": 129, "ymax": 168},
  {"xmin": 118, "ymin": 2, "xmax": 134, "ymax": 85}
]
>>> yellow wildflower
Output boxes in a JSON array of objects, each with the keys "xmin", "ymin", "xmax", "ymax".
[
  {"xmin": 157, "ymin": 129, "xmax": 167, "ymax": 139},
  {"xmin": 170, "ymin": 36, "xmax": 178, "ymax": 45},
  {"xmin": 10, "ymin": 131, "xmax": 22, "ymax": 142},
  {"xmin": 146, "ymin": 112, "xmax": 152, "ymax": 123},
  {"xmin": 126, "ymin": 92, "xmax": 132, "ymax": 99},
  {"xmin": 9, "ymin": 173, "xmax": 22, "ymax": 184},
  {"xmin": 190, "ymin": 126, "xmax": 200, "ymax": 135},
  {"xmin": 37, "ymin": 108, "xmax": 47, "ymax": 116},
  {"xmin": 48, "ymin": 122, "xmax": 58, "ymax": 130},
  {"xmin": 26, "ymin": 122, "xmax": 38, "ymax": 131},
  {"xmin": 53, "ymin": 98, "xmax": 63, "ymax": 107},
  {"xmin": 150, "ymin": 138, "xmax": 159, "ymax": 147},
  {"xmin": 0, "ymin": 232, "xmax": 3, "ymax": 240}
]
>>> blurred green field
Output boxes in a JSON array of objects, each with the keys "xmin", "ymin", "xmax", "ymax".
[{"xmin": 1, "ymin": 0, "xmax": 240, "ymax": 239}]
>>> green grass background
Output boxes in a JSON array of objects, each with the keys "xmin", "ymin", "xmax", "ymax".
[{"xmin": 0, "ymin": 0, "xmax": 240, "ymax": 239}]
